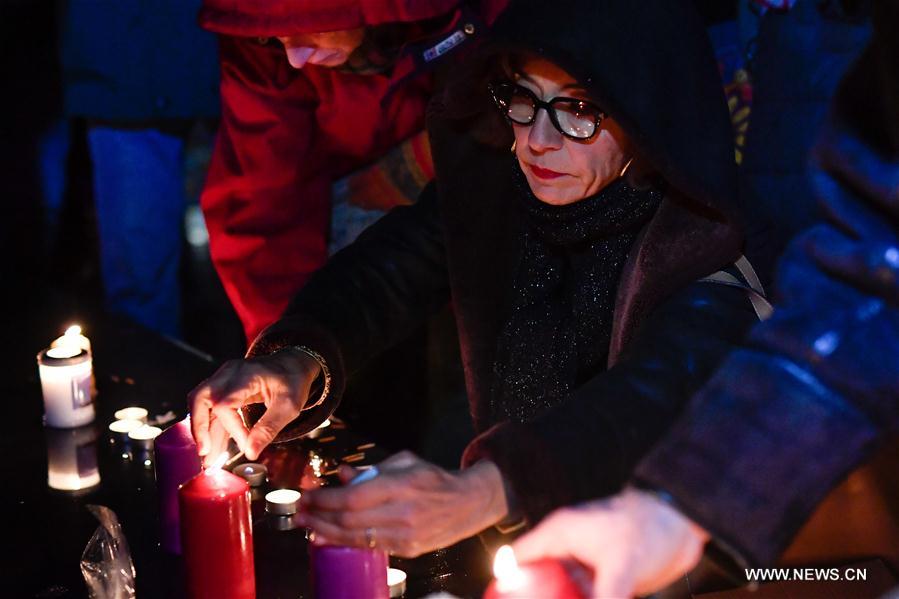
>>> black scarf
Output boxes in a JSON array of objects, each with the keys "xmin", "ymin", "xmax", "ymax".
[{"xmin": 491, "ymin": 166, "xmax": 662, "ymax": 424}]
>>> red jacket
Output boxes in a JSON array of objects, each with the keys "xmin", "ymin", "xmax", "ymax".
[{"xmin": 199, "ymin": 0, "xmax": 505, "ymax": 343}]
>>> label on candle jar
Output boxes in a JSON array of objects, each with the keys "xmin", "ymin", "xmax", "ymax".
[
  {"xmin": 70, "ymin": 376, "xmax": 91, "ymax": 409},
  {"xmin": 38, "ymin": 348, "xmax": 95, "ymax": 428}
]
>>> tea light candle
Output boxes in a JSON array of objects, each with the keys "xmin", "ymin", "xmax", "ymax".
[
  {"xmin": 108, "ymin": 418, "xmax": 144, "ymax": 441},
  {"xmin": 127, "ymin": 424, "xmax": 162, "ymax": 449},
  {"xmin": 233, "ymin": 462, "xmax": 267, "ymax": 487},
  {"xmin": 37, "ymin": 341, "xmax": 94, "ymax": 428},
  {"xmin": 46, "ymin": 425, "xmax": 101, "ymax": 492},
  {"xmin": 155, "ymin": 418, "xmax": 202, "ymax": 554},
  {"xmin": 114, "ymin": 407, "xmax": 148, "ymax": 423},
  {"xmin": 265, "ymin": 489, "xmax": 301, "ymax": 515},
  {"xmin": 309, "ymin": 544, "xmax": 388, "ymax": 599},
  {"xmin": 388, "ymin": 568, "xmax": 407, "ymax": 598},
  {"xmin": 179, "ymin": 454, "xmax": 255, "ymax": 599},
  {"xmin": 484, "ymin": 546, "xmax": 585, "ymax": 599}
]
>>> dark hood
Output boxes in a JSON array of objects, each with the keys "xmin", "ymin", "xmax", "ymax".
[{"xmin": 484, "ymin": 0, "xmax": 737, "ymax": 214}]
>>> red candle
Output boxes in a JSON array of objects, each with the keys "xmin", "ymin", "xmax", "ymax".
[
  {"xmin": 484, "ymin": 546, "xmax": 584, "ymax": 599},
  {"xmin": 179, "ymin": 460, "xmax": 256, "ymax": 599}
]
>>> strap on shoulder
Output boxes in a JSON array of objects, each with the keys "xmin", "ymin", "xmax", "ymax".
[{"xmin": 700, "ymin": 255, "xmax": 773, "ymax": 321}]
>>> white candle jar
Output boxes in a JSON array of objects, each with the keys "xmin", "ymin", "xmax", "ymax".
[{"xmin": 37, "ymin": 346, "xmax": 95, "ymax": 428}]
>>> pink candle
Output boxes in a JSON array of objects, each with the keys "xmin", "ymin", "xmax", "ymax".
[
  {"xmin": 484, "ymin": 546, "xmax": 584, "ymax": 599},
  {"xmin": 154, "ymin": 417, "xmax": 202, "ymax": 553},
  {"xmin": 309, "ymin": 544, "xmax": 388, "ymax": 599},
  {"xmin": 179, "ymin": 462, "xmax": 256, "ymax": 599}
]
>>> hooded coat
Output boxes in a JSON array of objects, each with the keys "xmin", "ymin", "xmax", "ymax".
[
  {"xmin": 198, "ymin": 0, "xmax": 506, "ymax": 342},
  {"xmin": 250, "ymin": 0, "xmax": 759, "ymax": 525}
]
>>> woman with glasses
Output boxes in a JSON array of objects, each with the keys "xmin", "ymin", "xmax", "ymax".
[{"xmin": 189, "ymin": 0, "xmax": 763, "ymax": 562}]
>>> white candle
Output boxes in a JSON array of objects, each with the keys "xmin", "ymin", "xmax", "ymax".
[
  {"xmin": 387, "ymin": 568, "xmax": 407, "ymax": 598},
  {"xmin": 46, "ymin": 425, "xmax": 101, "ymax": 492},
  {"xmin": 38, "ymin": 339, "xmax": 94, "ymax": 428},
  {"xmin": 114, "ymin": 407, "xmax": 148, "ymax": 422},
  {"xmin": 109, "ymin": 418, "xmax": 144, "ymax": 435},
  {"xmin": 128, "ymin": 424, "xmax": 162, "ymax": 444},
  {"xmin": 265, "ymin": 489, "xmax": 301, "ymax": 515}
]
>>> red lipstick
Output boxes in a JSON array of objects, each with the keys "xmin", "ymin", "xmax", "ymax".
[{"xmin": 528, "ymin": 163, "xmax": 566, "ymax": 180}]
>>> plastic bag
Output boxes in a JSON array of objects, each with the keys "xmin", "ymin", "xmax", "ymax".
[{"xmin": 80, "ymin": 505, "xmax": 136, "ymax": 599}]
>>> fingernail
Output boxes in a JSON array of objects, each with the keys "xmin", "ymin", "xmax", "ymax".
[{"xmin": 285, "ymin": 46, "xmax": 314, "ymax": 68}]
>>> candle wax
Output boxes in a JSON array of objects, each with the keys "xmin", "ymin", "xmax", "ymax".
[
  {"xmin": 180, "ymin": 468, "xmax": 255, "ymax": 598},
  {"xmin": 155, "ymin": 418, "xmax": 201, "ymax": 554},
  {"xmin": 309, "ymin": 544, "xmax": 388, "ymax": 599}
]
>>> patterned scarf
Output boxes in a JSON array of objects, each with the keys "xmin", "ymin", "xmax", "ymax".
[{"xmin": 491, "ymin": 165, "xmax": 662, "ymax": 424}]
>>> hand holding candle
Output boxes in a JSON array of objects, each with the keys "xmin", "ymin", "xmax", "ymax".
[
  {"xmin": 297, "ymin": 452, "xmax": 510, "ymax": 557},
  {"xmin": 187, "ymin": 350, "xmax": 322, "ymax": 461},
  {"xmin": 510, "ymin": 489, "xmax": 709, "ymax": 598}
]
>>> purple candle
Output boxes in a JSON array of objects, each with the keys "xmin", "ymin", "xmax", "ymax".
[
  {"xmin": 309, "ymin": 545, "xmax": 388, "ymax": 599},
  {"xmin": 155, "ymin": 417, "xmax": 202, "ymax": 554}
]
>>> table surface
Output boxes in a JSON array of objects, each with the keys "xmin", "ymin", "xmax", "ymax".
[
  {"xmin": 9, "ymin": 309, "xmax": 898, "ymax": 599},
  {"xmin": 8, "ymin": 313, "xmax": 492, "ymax": 598}
]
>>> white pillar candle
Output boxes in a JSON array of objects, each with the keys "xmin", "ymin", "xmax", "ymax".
[
  {"xmin": 46, "ymin": 425, "xmax": 101, "ymax": 492},
  {"xmin": 37, "ymin": 344, "xmax": 94, "ymax": 428}
]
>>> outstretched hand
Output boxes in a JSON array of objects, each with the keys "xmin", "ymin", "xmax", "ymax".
[
  {"xmin": 297, "ymin": 452, "xmax": 510, "ymax": 557},
  {"xmin": 187, "ymin": 349, "xmax": 321, "ymax": 463},
  {"xmin": 512, "ymin": 488, "xmax": 708, "ymax": 598}
]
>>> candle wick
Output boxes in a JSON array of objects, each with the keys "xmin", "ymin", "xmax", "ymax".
[{"xmin": 224, "ymin": 451, "xmax": 245, "ymax": 469}]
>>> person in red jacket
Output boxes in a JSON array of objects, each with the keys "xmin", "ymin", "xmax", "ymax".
[{"xmin": 199, "ymin": 0, "xmax": 506, "ymax": 343}]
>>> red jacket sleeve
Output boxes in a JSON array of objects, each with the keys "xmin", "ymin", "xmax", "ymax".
[{"xmin": 201, "ymin": 36, "xmax": 331, "ymax": 343}]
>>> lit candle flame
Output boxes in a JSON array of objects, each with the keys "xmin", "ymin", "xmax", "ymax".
[
  {"xmin": 493, "ymin": 545, "xmax": 526, "ymax": 591},
  {"xmin": 65, "ymin": 325, "xmax": 82, "ymax": 337}
]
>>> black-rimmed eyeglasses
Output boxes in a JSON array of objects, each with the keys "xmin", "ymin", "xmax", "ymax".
[{"xmin": 489, "ymin": 81, "xmax": 606, "ymax": 140}]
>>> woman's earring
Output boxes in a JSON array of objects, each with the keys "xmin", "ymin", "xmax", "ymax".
[
  {"xmin": 619, "ymin": 157, "xmax": 634, "ymax": 178},
  {"xmin": 510, "ymin": 139, "xmax": 517, "ymax": 154}
]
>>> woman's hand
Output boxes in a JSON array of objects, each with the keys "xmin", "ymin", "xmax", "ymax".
[
  {"xmin": 188, "ymin": 349, "xmax": 321, "ymax": 463},
  {"xmin": 512, "ymin": 488, "xmax": 708, "ymax": 598},
  {"xmin": 296, "ymin": 452, "xmax": 510, "ymax": 557}
]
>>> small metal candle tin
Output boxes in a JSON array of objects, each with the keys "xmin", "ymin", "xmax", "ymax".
[
  {"xmin": 271, "ymin": 515, "xmax": 300, "ymax": 532},
  {"xmin": 388, "ymin": 568, "xmax": 407, "ymax": 598},
  {"xmin": 127, "ymin": 424, "xmax": 162, "ymax": 450},
  {"xmin": 265, "ymin": 489, "xmax": 301, "ymax": 515},
  {"xmin": 108, "ymin": 418, "xmax": 144, "ymax": 444},
  {"xmin": 232, "ymin": 462, "xmax": 267, "ymax": 487},
  {"xmin": 114, "ymin": 407, "xmax": 148, "ymax": 423}
]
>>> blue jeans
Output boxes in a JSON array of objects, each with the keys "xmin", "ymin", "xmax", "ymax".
[{"xmin": 88, "ymin": 126, "xmax": 185, "ymax": 337}]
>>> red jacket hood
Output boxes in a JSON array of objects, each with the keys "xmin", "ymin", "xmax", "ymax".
[{"xmin": 200, "ymin": 0, "xmax": 468, "ymax": 36}]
